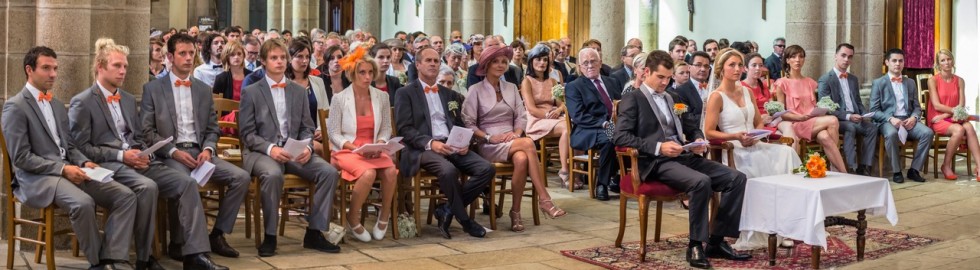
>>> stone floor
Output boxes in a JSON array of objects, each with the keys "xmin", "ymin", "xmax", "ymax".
[{"xmin": 3, "ymin": 162, "xmax": 980, "ymax": 269}]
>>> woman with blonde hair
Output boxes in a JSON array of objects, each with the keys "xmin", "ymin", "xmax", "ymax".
[
  {"xmin": 327, "ymin": 46, "xmax": 398, "ymax": 241},
  {"xmin": 926, "ymin": 49, "xmax": 980, "ymax": 181},
  {"xmin": 213, "ymin": 40, "xmax": 252, "ymax": 101}
]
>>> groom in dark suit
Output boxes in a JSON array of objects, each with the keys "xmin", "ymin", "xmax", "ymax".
[
  {"xmin": 614, "ymin": 50, "xmax": 750, "ymax": 269},
  {"xmin": 817, "ymin": 43, "xmax": 878, "ymax": 176},
  {"xmin": 565, "ymin": 47, "xmax": 623, "ymax": 201},
  {"xmin": 395, "ymin": 45, "xmax": 494, "ymax": 239}
]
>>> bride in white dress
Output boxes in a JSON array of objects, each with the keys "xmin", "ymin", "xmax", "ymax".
[{"xmin": 703, "ymin": 48, "xmax": 801, "ymax": 249}]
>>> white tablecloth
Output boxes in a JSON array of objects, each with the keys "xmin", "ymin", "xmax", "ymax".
[{"xmin": 738, "ymin": 172, "xmax": 899, "ymax": 249}]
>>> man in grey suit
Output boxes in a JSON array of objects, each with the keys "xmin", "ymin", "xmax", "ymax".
[
  {"xmin": 3, "ymin": 46, "xmax": 136, "ymax": 270},
  {"xmin": 68, "ymin": 38, "xmax": 227, "ymax": 270},
  {"xmin": 238, "ymin": 39, "xmax": 340, "ymax": 257},
  {"xmin": 141, "ymin": 34, "xmax": 249, "ymax": 258},
  {"xmin": 869, "ymin": 48, "xmax": 934, "ymax": 183},
  {"xmin": 817, "ymin": 43, "xmax": 878, "ymax": 176}
]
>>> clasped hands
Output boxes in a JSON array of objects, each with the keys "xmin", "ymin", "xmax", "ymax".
[{"xmin": 889, "ymin": 117, "xmax": 917, "ymax": 130}]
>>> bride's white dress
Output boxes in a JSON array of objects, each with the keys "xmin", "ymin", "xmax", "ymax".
[{"xmin": 715, "ymin": 86, "xmax": 801, "ymax": 250}]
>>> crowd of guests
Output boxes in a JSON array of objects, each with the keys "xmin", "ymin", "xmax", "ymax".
[{"xmin": 3, "ymin": 24, "xmax": 977, "ymax": 270}]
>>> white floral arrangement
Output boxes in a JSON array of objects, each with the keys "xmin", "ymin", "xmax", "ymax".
[
  {"xmin": 816, "ymin": 96, "xmax": 840, "ymax": 111},
  {"xmin": 552, "ymin": 84, "xmax": 565, "ymax": 101},
  {"xmin": 764, "ymin": 101, "xmax": 785, "ymax": 115},
  {"xmin": 952, "ymin": 106, "xmax": 970, "ymax": 122},
  {"xmin": 447, "ymin": 101, "xmax": 459, "ymax": 117}
]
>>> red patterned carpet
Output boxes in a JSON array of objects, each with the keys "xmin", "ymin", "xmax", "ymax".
[{"xmin": 561, "ymin": 226, "xmax": 940, "ymax": 270}]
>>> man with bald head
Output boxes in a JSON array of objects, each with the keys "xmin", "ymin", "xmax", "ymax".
[
  {"xmin": 565, "ymin": 48, "xmax": 623, "ymax": 201},
  {"xmin": 560, "ymin": 37, "xmax": 576, "ymax": 63},
  {"xmin": 627, "ymin": 38, "xmax": 643, "ymax": 52}
]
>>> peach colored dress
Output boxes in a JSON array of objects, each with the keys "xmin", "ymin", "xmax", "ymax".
[
  {"xmin": 776, "ymin": 77, "xmax": 819, "ymax": 141},
  {"xmin": 331, "ymin": 110, "xmax": 395, "ymax": 181},
  {"xmin": 524, "ymin": 76, "xmax": 563, "ymax": 140},
  {"xmin": 927, "ymin": 75, "xmax": 960, "ymax": 135}
]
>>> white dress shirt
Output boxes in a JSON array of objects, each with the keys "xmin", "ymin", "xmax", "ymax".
[
  {"xmin": 193, "ymin": 60, "xmax": 223, "ymax": 87},
  {"xmin": 641, "ymin": 83, "xmax": 677, "ymax": 157},
  {"xmin": 170, "ymin": 73, "xmax": 197, "ymax": 144},
  {"xmin": 265, "ymin": 76, "xmax": 290, "ymax": 155},
  {"xmin": 889, "ymin": 74, "xmax": 907, "ymax": 117},
  {"xmin": 833, "ymin": 68, "xmax": 856, "ymax": 119},
  {"xmin": 25, "ymin": 83, "xmax": 66, "ymax": 160},
  {"xmin": 97, "ymin": 81, "xmax": 130, "ymax": 162},
  {"xmin": 690, "ymin": 78, "xmax": 709, "ymax": 101},
  {"xmin": 420, "ymin": 80, "xmax": 450, "ymax": 150}
]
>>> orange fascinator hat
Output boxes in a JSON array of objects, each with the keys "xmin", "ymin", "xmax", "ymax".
[{"xmin": 339, "ymin": 46, "xmax": 367, "ymax": 72}]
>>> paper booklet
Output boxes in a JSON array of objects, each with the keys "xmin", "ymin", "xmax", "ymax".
[
  {"xmin": 747, "ymin": 129, "xmax": 773, "ymax": 140},
  {"xmin": 682, "ymin": 141, "xmax": 708, "ymax": 151},
  {"xmin": 283, "ymin": 138, "xmax": 312, "ymax": 161},
  {"xmin": 808, "ymin": 107, "xmax": 830, "ymax": 117},
  {"xmin": 82, "ymin": 167, "xmax": 115, "ymax": 183},
  {"xmin": 139, "ymin": 136, "xmax": 174, "ymax": 157},
  {"xmin": 191, "ymin": 161, "xmax": 216, "ymax": 186},
  {"xmin": 353, "ymin": 137, "xmax": 405, "ymax": 155},
  {"xmin": 446, "ymin": 126, "xmax": 474, "ymax": 151}
]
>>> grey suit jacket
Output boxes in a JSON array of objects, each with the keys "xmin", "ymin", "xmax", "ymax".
[
  {"xmin": 237, "ymin": 78, "xmax": 315, "ymax": 172},
  {"xmin": 869, "ymin": 75, "xmax": 921, "ymax": 123},
  {"xmin": 68, "ymin": 84, "xmax": 146, "ymax": 171},
  {"xmin": 140, "ymin": 75, "xmax": 219, "ymax": 158},
  {"xmin": 2, "ymin": 88, "xmax": 91, "ymax": 208},
  {"xmin": 817, "ymin": 70, "xmax": 866, "ymax": 121}
]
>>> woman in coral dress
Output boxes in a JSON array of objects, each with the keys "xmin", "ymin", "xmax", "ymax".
[
  {"xmin": 328, "ymin": 47, "xmax": 397, "ymax": 242},
  {"xmin": 772, "ymin": 45, "xmax": 847, "ymax": 172},
  {"xmin": 926, "ymin": 49, "xmax": 980, "ymax": 181}
]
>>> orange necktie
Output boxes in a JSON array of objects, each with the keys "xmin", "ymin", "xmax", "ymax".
[
  {"xmin": 698, "ymin": 82, "xmax": 708, "ymax": 90},
  {"xmin": 890, "ymin": 76, "xmax": 903, "ymax": 83},
  {"xmin": 424, "ymin": 85, "xmax": 439, "ymax": 94},
  {"xmin": 106, "ymin": 93, "xmax": 121, "ymax": 103},
  {"xmin": 174, "ymin": 79, "xmax": 192, "ymax": 87},
  {"xmin": 839, "ymin": 73, "xmax": 848, "ymax": 79},
  {"xmin": 271, "ymin": 83, "xmax": 287, "ymax": 89},
  {"xmin": 37, "ymin": 92, "xmax": 52, "ymax": 102}
]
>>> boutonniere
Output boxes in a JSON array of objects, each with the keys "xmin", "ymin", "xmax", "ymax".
[
  {"xmin": 673, "ymin": 103, "xmax": 688, "ymax": 116},
  {"xmin": 447, "ymin": 101, "xmax": 459, "ymax": 117}
]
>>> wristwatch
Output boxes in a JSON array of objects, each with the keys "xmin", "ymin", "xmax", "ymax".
[{"xmin": 485, "ymin": 133, "xmax": 492, "ymax": 142}]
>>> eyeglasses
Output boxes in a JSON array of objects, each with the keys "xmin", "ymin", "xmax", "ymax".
[
  {"xmin": 775, "ymin": 44, "xmax": 786, "ymax": 48},
  {"xmin": 247, "ymin": 51, "xmax": 259, "ymax": 56},
  {"xmin": 692, "ymin": 64, "xmax": 711, "ymax": 69}
]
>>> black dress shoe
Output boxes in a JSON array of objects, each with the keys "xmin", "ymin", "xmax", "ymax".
[
  {"xmin": 481, "ymin": 197, "xmax": 502, "ymax": 218},
  {"xmin": 460, "ymin": 219, "xmax": 487, "ymax": 238},
  {"xmin": 208, "ymin": 233, "xmax": 239, "ymax": 258},
  {"xmin": 595, "ymin": 185, "xmax": 610, "ymax": 201},
  {"xmin": 705, "ymin": 241, "xmax": 752, "ymax": 261},
  {"xmin": 182, "ymin": 253, "xmax": 228, "ymax": 270},
  {"xmin": 303, "ymin": 228, "xmax": 341, "ymax": 253},
  {"xmin": 856, "ymin": 165, "xmax": 870, "ymax": 176},
  {"xmin": 135, "ymin": 256, "xmax": 164, "ymax": 270},
  {"xmin": 608, "ymin": 181, "xmax": 620, "ymax": 194},
  {"xmin": 686, "ymin": 245, "xmax": 711, "ymax": 269},
  {"xmin": 892, "ymin": 172, "xmax": 905, "ymax": 183},
  {"xmin": 434, "ymin": 204, "xmax": 453, "ymax": 239},
  {"xmin": 257, "ymin": 235, "xmax": 277, "ymax": 257},
  {"xmin": 167, "ymin": 242, "xmax": 183, "ymax": 261},
  {"xmin": 100, "ymin": 260, "xmax": 133, "ymax": 270},
  {"xmin": 907, "ymin": 169, "xmax": 926, "ymax": 182}
]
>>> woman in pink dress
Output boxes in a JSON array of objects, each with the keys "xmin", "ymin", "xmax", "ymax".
[
  {"xmin": 327, "ymin": 47, "xmax": 397, "ymax": 242},
  {"xmin": 773, "ymin": 45, "xmax": 847, "ymax": 172},
  {"xmin": 463, "ymin": 46, "xmax": 566, "ymax": 233},
  {"xmin": 926, "ymin": 49, "xmax": 980, "ymax": 181},
  {"xmin": 519, "ymin": 44, "xmax": 574, "ymax": 188}
]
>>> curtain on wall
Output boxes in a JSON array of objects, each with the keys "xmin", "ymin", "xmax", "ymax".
[{"xmin": 903, "ymin": 0, "xmax": 934, "ymax": 69}]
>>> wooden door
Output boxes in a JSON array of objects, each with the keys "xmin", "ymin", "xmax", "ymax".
[{"xmin": 328, "ymin": 0, "xmax": 353, "ymax": 33}]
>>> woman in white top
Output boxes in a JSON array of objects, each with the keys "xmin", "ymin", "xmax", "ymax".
[{"xmin": 703, "ymin": 48, "xmax": 801, "ymax": 249}]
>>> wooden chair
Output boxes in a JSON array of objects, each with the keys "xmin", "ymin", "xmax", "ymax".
[
  {"xmin": 3, "ymin": 122, "xmax": 68, "ymax": 270},
  {"xmin": 247, "ymin": 128, "xmax": 316, "ymax": 248},
  {"xmin": 612, "ymin": 147, "xmax": 685, "ymax": 262},
  {"xmin": 535, "ymin": 136, "xmax": 561, "ymax": 187},
  {"xmin": 482, "ymin": 162, "xmax": 540, "ymax": 230},
  {"xmin": 565, "ymin": 106, "xmax": 599, "ymax": 196},
  {"xmin": 321, "ymin": 109, "xmax": 401, "ymax": 240}
]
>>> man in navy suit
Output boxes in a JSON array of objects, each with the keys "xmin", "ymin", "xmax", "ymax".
[
  {"xmin": 610, "ymin": 45, "xmax": 640, "ymax": 87},
  {"xmin": 565, "ymin": 48, "xmax": 623, "ymax": 201},
  {"xmin": 669, "ymin": 51, "xmax": 711, "ymax": 142},
  {"xmin": 765, "ymin": 37, "xmax": 786, "ymax": 81}
]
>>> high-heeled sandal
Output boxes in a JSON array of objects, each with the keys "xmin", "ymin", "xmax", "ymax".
[
  {"xmin": 538, "ymin": 200, "xmax": 567, "ymax": 219},
  {"xmin": 975, "ymin": 168, "xmax": 979, "ymax": 182},
  {"xmin": 509, "ymin": 210, "xmax": 525, "ymax": 232},
  {"xmin": 371, "ymin": 219, "xmax": 389, "ymax": 240},
  {"xmin": 942, "ymin": 166, "xmax": 958, "ymax": 180}
]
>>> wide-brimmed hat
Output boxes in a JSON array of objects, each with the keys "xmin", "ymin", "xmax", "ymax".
[{"xmin": 476, "ymin": 46, "xmax": 514, "ymax": 77}]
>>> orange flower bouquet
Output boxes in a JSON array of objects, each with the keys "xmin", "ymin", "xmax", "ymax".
[{"xmin": 793, "ymin": 152, "xmax": 827, "ymax": 178}]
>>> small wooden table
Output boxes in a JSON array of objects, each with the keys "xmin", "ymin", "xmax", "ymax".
[{"xmin": 739, "ymin": 172, "xmax": 898, "ymax": 269}]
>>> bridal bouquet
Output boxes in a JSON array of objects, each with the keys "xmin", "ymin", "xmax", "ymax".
[
  {"xmin": 764, "ymin": 101, "xmax": 785, "ymax": 115},
  {"xmin": 552, "ymin": 83, "xmax": 565, "ymax": 101},
  {"xmin": 793, "ymin": 152, "xmax": 827, "ymax": 178},
  {"xmin": 816, "ymin": 96, "xmax": 840, "ymax": 111},
  {"xmin": 950, "ymin": 106, "xmax": 972, "ymax": 122},
  {"xmin": 673, "ymin": 103, "xmax": 688, "ymax": 116}
]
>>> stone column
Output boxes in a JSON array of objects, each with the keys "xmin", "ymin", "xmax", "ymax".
[
  {"xmin": 282, "ymin": 0, "xmax": 293, "ymax": 31},
  {"xmin": 785, "ymin": 0, "xmax": 827, "ymax": 79},
  {"xmin": 483, "ymin": 0, "xmax": 493, "ymax": 37},
  {"xmin": 169, "ymin": 0, "xmax": 189, "ymax": 29},
  {"xmin": 636, "ymin": 0, "xmax": 657, "ymax": 53},
  {"xmin": 589, "ymin": 0, "xmax": 625, "ymax": 65},
  {"xmin": 353, "ymin": 0, "xmax": 381, "ymax": 35},
  {"xmin": 448, "ymin": 0, "xmax": 462, "ymax": 38},
  {"xmin": 292, "ymin": 0, "xmax": 308, "ymax": 32},
  {"xmin": 268, "ymin": 0, "xmax": 282, "ymax": 30},
  {"xmin": 461, "ymin": 0, "xmax": 486, "ymax": 37},
  {"xmin": 424, "ymin": 0, "xmax": 446, "ymax": 37},
  {"xmin": 193, "ymin": 0, "xmax": 211, "ymax": 29},
  {"xmin": 231, "ymin": 0, "xmax": 250, "ymax": 28},
  {"xmin": 38, "ymin": 0, "xmax": 93, "ymax": 101},
  {"xmin": 307, "ymin": 0, "xmax": 320, "ymax": 30},
  {"xmin": 2, "ymin": 0, "xmax": 38, "ymax": 98}
]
